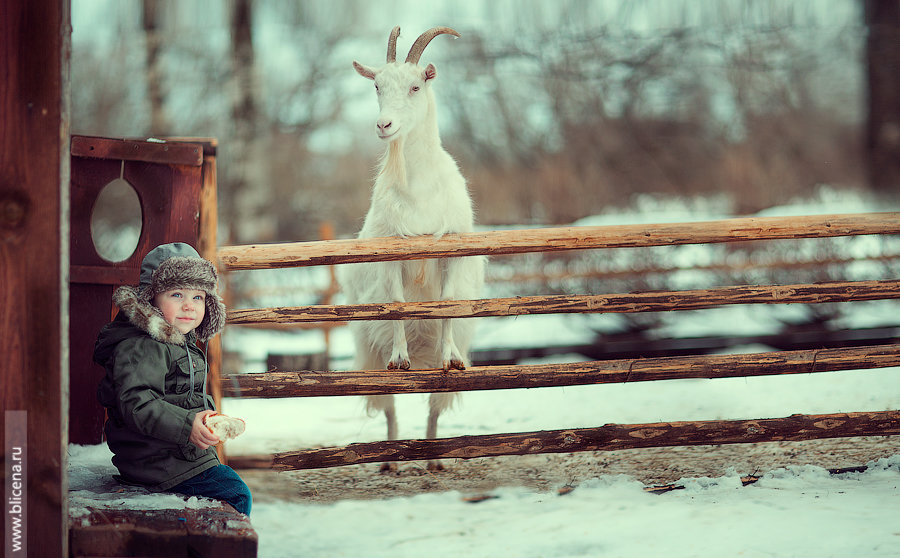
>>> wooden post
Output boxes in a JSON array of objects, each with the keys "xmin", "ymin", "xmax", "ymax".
[
  {"xmin": 864, "ymin": 0, "xmax": 900, "ymax": 193},
  {"xmin": 193, "ymin": 140, "xmax": 227, "ymax": 463},
  {"xmin": 0, "ymin": 0, "xmax": 70, "ymax": 556},
  {"xmin": 318, "ymin": 221, "xmax": 337, "ymax": 369}
]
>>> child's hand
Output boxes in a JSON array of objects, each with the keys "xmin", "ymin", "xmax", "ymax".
[{"xmin": 189, "ymin": 410, "xmax": 221, "ymax": 449}]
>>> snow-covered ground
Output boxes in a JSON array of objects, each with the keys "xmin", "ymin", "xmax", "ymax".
[
  {"xmin": 70, "ymin": 188, "xmax": 900, "ymax": 557},
  {"xmin": 248, "ymin": 459, "xmax": 900, "ymax": 558},
  {"xmin": 70, "ymin": 359, "xmax": 900, "ymax": 557}
]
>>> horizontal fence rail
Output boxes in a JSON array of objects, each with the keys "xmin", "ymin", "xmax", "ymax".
[
  {"xmin": 226, "ymin": 279, "xmax": 900, "ymax": 325},
  {"xmin": 222, "ymin": 344, "xmax": 900, "ymax": 399},
  {"xmin": 260, "ymin": 410, "xmax": 900, "ymax": 471},
  {"xmin": 218, "ymin": 213, "xmax": 900, "ymax": 271}
]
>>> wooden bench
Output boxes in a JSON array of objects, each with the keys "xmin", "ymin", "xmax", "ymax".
[
  {"xmin": 69, "ymin": 499, "xmax": 257, "ymax": 558},
  {"xmin": 67, "ymin": 448, "xmax": 258, "ymax": 558}
]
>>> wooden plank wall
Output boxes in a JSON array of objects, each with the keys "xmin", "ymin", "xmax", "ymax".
[{"xmin": 0, "ymin": 0, "xmax": 70, "ymax": 556}]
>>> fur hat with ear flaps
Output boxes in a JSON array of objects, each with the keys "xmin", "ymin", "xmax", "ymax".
[{"xmin": 112, "ymin": 242, "xmax": 226, "ymax": 344}]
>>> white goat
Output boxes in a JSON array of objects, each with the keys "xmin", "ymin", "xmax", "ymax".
[{"xmin": 342, "ymin": 26, "xmax": 485, "ymax": 471}]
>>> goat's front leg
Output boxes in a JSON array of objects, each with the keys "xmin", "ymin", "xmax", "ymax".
[
  {"xmin": 439, "ymin": 318, "xmax": 464, "ymax": 371},
  {"xmin": 439, "ymin": 258, "xmax": 468, "ymax": 371},
  {"xmin": 384, "ymin": 262, "xmax": 410, "ymax": 370},
  {"xmin": 388, "ymin": 320, "xmax": 410, "ymax": 370}
]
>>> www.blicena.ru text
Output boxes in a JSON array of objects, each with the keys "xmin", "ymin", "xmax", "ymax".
[{"xmin": 6, "ymin": 410, "xmax": 26, "ymax": 556}]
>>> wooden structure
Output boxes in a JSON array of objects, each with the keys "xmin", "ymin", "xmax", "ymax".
[
  {"xmin": 0, "ymin": 2, "xmax": 231, "ymax": 558},
  {"xmin": 65, "ymin": 139, "xmax": 256, "ymax": 556},
  {"xmin": 240, "ymin": 234, "xmax": 900, "ymax": 366},
  {"xmin": 70, "ymin": 503, "xmax": 256, "ymax": 558},
  {"xmin": 218, "ymin": 213, "xmax": 900, "ymax": 471},
  {"xmin": 1, "ymin": 3, "xmax": 246, "ymax": 549},
  {"xmin": 227, "ymin": 279, "xmax": 900, "ymax": 324},
  {"xmin": 228, "ymin": 344, "xmax": 900, "ymax": 399},
  {"xmin": 217, "ymin": 214, "xmax": 898, "ymax": 268},
  {"xmin": 1, "ymin": 1, "xmax": 70, "ymax": 556},
  {"xmin": 69, "ymin": 135, "xmax": 216, "ymax": 444}
]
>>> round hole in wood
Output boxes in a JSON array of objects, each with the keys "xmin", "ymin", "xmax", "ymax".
[{"xmin": 90, "ymin": 177, "xmax": 143, "ymax": 263}]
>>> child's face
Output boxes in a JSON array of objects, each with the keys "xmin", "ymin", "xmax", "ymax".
[{"xmin": 153, "ymin": 289, "xmax": 207, "ymax": 335}]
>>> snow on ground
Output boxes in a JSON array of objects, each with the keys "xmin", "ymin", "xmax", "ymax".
[
  {"xmin": 69, "ymin": 188, "xmax": 900, "ymax": 556},
  {"xmin": 247, "ymin": 459, "xmax": 900, "ymax": 558},
  {"xmin": 70, "ymin": 440, "xmax": 900, "ymax": 557}
]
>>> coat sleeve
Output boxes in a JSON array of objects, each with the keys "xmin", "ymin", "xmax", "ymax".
[{"xmin": 110, "ymin": 337, "xmax": 194, "ymax": 445}]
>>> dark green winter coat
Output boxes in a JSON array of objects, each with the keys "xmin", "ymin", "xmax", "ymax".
[{"xmin": 93, "ymin": 243, "xmax": 226, "ymax": 490}]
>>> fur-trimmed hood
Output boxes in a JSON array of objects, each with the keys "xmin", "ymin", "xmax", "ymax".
[{"xmin": 112, "ymin": 243, "xmax": 226, "ymax": 344}]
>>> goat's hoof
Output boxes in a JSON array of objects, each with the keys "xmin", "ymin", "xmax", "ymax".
[
  {"xmin": 426, "ymin": 460, "xmax": 445, "ymax": 472},
  {"xmin": 379, "ymin": 462, "xmax": 398, "ymax": 474},
  {"xmin": 442, "ymin": 358, "xmax": 465, "ymax": 371},
  {"xmin": 387, "ymin": 359, "xmax": 410, "ymax": 370}
]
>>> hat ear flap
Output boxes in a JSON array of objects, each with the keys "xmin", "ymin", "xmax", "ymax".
[
  {"xmin": 138, "ymin": 285, "xmax": 154, "ymax": 304},
  {"xmin": 196, "ymin": 294, "xmax": 226, "ymax": 342}
]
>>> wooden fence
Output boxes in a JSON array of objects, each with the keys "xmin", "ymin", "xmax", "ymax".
[{"xmin": 220, "ymin": 213, "xmax": 900, "ymax": 471}]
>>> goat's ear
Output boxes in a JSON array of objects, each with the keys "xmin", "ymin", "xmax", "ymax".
[
  {"xmin": 353, "ymin": 61, "xmax": 376, "ymax": 80},
  {"xmin": 423, "ymin": 63, "xmax": 437, "ymax": 82}
]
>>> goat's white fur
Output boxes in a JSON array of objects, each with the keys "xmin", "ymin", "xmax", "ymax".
[{"xmin": 341, "ymin": 27, "xmax": 485, "ymax": 470}]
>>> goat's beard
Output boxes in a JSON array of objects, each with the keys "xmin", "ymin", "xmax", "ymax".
[{"xmin": 379, "ymin": 136, "xmax": 407, "ymax": 189}]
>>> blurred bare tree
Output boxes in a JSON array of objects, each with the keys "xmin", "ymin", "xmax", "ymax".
[
  {"xmin": 864, "ymin": 0, "xmax": 900, "ymax": 195},
  {"xmin": 227, "ymin": 0, "xmax": 262, "ymax": 243},
  {"xmin": 142, "ymin": 0, "xmax": 170, "ymax": 135},
  {"xmin": 440, "ymin": 8, "xmax": 866, "ymax": 223}
]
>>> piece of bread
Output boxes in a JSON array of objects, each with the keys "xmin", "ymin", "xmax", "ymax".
[{"xmin": 203, "ymin": 412, "xmax": 246, "ymax": 440}]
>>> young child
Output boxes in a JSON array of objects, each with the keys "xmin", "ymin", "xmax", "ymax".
[{"xmin": 94, "ymin": 242, "xmax": 252, "ymax": 516}]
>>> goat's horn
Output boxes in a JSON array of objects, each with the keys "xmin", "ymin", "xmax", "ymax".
[
  {"xmin": 405, "ymin": 26, "xmax": 460, "ymax": 65},
  {"xmin": 386, "ymin": 26, "xmax": 401, "ymax": 63}
]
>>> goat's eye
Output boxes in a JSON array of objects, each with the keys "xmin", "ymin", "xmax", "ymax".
[
  {"xmin": 374, "ymin": 84, "xmax": 380, "ymax": 94},
  {"xmin": 410, "ymin": 86, "xmax": 420, "ymax": 94}
]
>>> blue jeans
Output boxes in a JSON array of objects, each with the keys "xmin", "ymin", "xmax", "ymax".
[{"xmin": 171, "ymin": 464, "xmax": 252, "ymax": 516}]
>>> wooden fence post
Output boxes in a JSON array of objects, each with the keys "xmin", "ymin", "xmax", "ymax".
[
  {"xmin": 195, "ymin": 140, "xmax": 227, "ymax": 462},
  {"xmin": 0, "ymin": 0, "xmax": 70, "ymax": 555}
]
